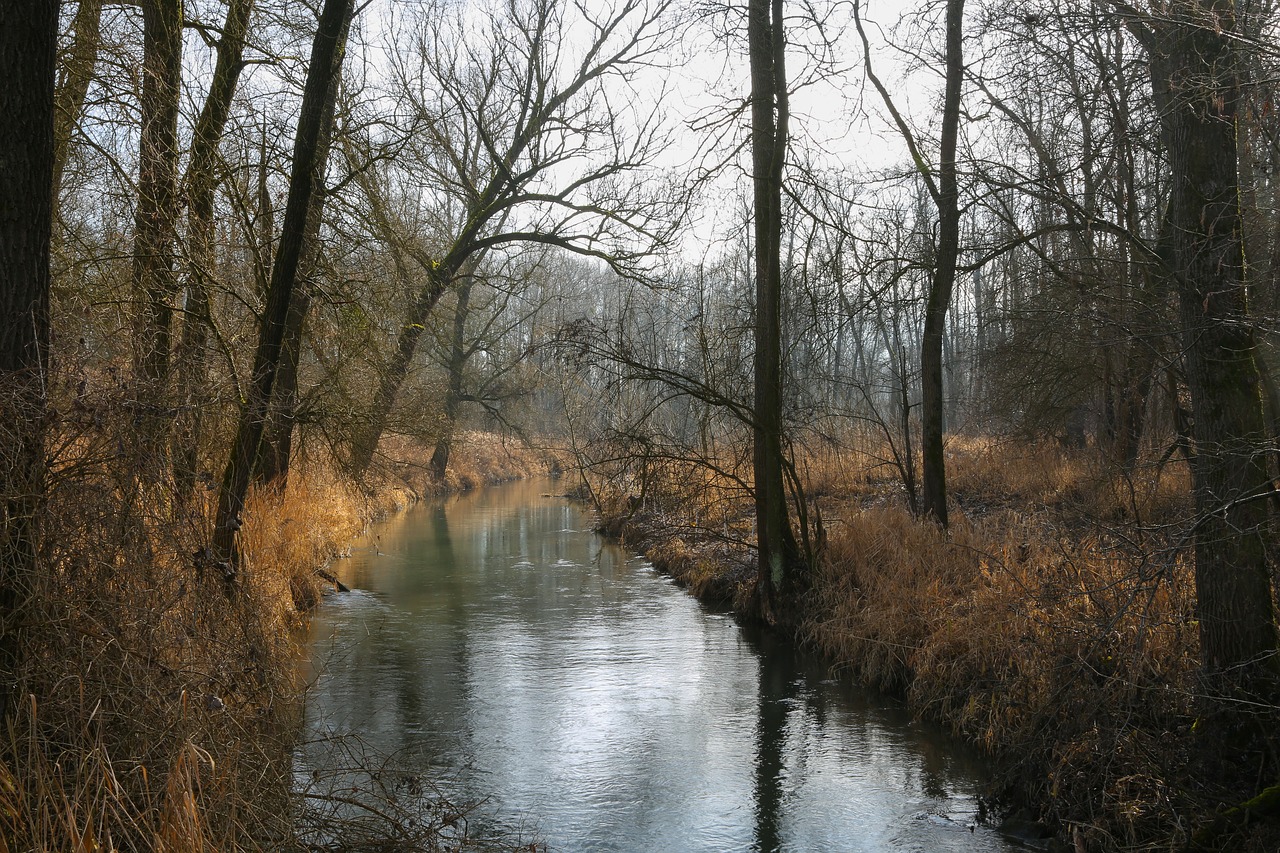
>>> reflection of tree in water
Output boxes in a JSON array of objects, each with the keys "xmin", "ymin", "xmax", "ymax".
[
  {"xmin": 744, "ymin": 624, "xmax": 801, "ymax": 853},
  {"xmin": 305, "ymin": 502, "xmax": 476, "ymax": 770},
  {"xmin": 920, "ymin": 737, "xmax": 950, "ymax": 800}
]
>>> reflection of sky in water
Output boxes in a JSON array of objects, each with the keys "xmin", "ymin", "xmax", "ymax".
[{"xmin": 300, "ymin": 480, "xmax": 1019, "ymax": 852}]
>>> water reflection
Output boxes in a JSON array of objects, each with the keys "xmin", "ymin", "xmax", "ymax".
[{"xmin": 300, "ymin": 480, "xmax": 1017, "ymax": 852}]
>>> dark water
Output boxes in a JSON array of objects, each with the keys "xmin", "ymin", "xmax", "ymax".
[{"xmin": 299, "ymin": 478, "xmax": 1019, "ymax": 852}]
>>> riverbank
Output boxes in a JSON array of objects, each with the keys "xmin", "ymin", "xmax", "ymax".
[
  {"xmin": 585, "ymin": 438, "xmax": 1280, "ymax": 852},
  {"xmin": 1, "ymin": 430, "xmax": 554, "ymax": 852}
]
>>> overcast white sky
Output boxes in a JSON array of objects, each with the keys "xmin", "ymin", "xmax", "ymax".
[
  {"xmin": 175, "ymin": 0, "xmax": 941, "ymax": 261},
  {"xmin": 618, "ymin": 0, "xmax": 942, "ymax": 255}
]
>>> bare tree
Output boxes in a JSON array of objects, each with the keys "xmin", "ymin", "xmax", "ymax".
[
  {"xmin": 750, "ymin": 0, "xmax": 805, "ymax": 620},
  {"xmin": 210, "ymin": 0, "xmax": 356, "ymax": 572},
  {"xmin": 918, "ymin": 0, "xmax": 963, "ymax": 525},
  {"xmin": 854, "ymin": 0, "xmax": 965, "ymax": 526},
  {"xmin": 344, "ymin": 0, "xmax": 678, "ymax": 477}
]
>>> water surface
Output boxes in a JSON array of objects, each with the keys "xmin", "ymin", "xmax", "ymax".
[{"xmin": 300, "ymin": 479, "xmax": 1018, "ymax": 852}]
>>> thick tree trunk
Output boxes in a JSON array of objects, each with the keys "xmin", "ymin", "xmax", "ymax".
[
  {"xmin": 173, "ymin": 0, "xmax": 255, "ymax": 503},
  {"xmin": 1149, "ymin": 1, "xmax": 1278, "ymax": 689},
  {"xmin": 919, "ymin": 0, "xmax": 964, "ymax": 528},
  {"xmin": 749, "ymin": 0, "xmax": 802, "ymax": 623},
  {"xmin": 131, "ymin": 0, "xmax": 182, "ymax": 401},
  {"xmin": 0, "ymin": 0, "xmax": 56, "ymax": 724},
  {"xmin": 210, "ymin": 0, "xmax": 354, "ymax": 572}
]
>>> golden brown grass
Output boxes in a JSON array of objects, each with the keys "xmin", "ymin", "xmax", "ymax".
[
  {"xmin": 588, "ymin": 433, "xmax": 1276, "ymax": 851},
  {"xmin": 371, "ymin": 430, "xmax": 561, "ymax": 500},
  {"xmin": 0, "ymin": 461, "xmax": 370, "ymax": 850},
  {"xmin": 238, "ymin": 467, "xmax": 370, "ymax": 614},
  {"xmin": 1, "ymin": 425, "xmax": 551, "ymax": 852},
  {"xmin": 801, "ymin": 438, "xmax": 1232, "ymax": 849}
]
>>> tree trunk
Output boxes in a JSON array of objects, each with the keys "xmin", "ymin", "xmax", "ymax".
[
  {"xmin": 210, "ymin": 0, "xmax": 354, "ymax": 572},
  {"xmin": 253, "ymin": 22, "xmax": 345, "ymax": 492},
  {"xmin": 749, "ymin": 0, "xmax": 802, "ymax": 623},
  {"xmin": 131, "ymin": 0, "xmax": 182, "ymax": 404},
  {"xmin": 0, "ymin": 0, "xmax": 56, "ymax": 724},
  {"xmin": 1148, "ymin": 1, "xmax": 1278, "ymax": 690},
  {"xmin": 173, "ymin": 0, "xmax": 255, "ymax": 504},
  {"xmin": 429, "ymin": 275, "xmax": 474, "ymax": 480},
  {"xmin": 52, "ymin": 0, "xmax": 101, "ymax": 211},
  {"xmin": 253, "ymin": 275, "xmax": 312, "ymax": 489},
  {"xmin": 919, "ymin": 0, "xmax": 964, "ymax": 528},
  {"xmin": 349, "ymin": 266, "xmax": 451, "ymax": 477}
]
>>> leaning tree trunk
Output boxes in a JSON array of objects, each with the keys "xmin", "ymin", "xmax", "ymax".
[
  {"xmin": 52, "ymin": 0, "xmax": 101, "ymax": 215},
  {"xmin": 919, "ymin": 0, "xmax": 964, "ymax": 528},
  {"xmin": 173, "ymin": 0, "xmax": 255, "ymax": 504},
  {"xmin": 252, "ymin": 271, "xmax": 313, "ymax": 490},
  {"xmin": 749, "ymin": 0, "xmax": 803, "ymax": 624},
  {"xmin": 0, "ymin": 0, "xmax": 56, "ymax": 725},
  {"xmin": 349, "ymin": 265, "xmax": 453, "ymax": 477},
  {"xmin": 210, "ymin": 0, "xmax": 355, "ymax": 573},
  {"xmin": 1150, "ymin": 1, "xmax": 1278, "ymax": 691},
  {"xmin": 253, "ymin": 43, "xmax": 346, "ymax": 491}
]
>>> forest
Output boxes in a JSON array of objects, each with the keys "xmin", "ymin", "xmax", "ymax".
[{"xmin": 2, "ymin": 0, "xmax": 1280, "ymax": 849}]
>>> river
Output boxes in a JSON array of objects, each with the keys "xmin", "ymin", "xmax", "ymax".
[{"xmin": 298, "ymin": 478, "xmax": 1022, "ymax": 852}]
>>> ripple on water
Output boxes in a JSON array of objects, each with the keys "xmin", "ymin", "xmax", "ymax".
[{"xmin": 301, "ymin": 480, "xmax": 1018, "ymax": 853}]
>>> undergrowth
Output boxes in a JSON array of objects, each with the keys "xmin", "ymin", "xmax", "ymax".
[
  {"xmin": 1, "ymin": 417, "xmax": 552, "ymax": 852},
  {"xmin": 585, "ymin": 433, "xmax": 1280, "ymax": 852}
]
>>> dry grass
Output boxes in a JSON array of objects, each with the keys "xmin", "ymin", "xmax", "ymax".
[
  {"xmin": 802, "ymin": 442, "xmax": 1280, "ymax": 850},
  {"xmin": 370, "ymin": 430, "xmax": 561, "ymax": 501},
  {"xmin": 1, "ymin": 419, "xmax": 551, "ymax": 852},
  {"xmin": 590, "ymin": 433, "xmax": 1277, "ymax": 851},
  {"xmin": 238, "ymin": 467, "xmax": 370, "ymax": 614}
]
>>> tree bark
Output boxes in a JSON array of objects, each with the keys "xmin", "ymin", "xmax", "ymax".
[
  {"xmin": 131, "ymin": 0, "xmax": 183, "ymax": 400},
  {"xmin": 252, "ymin": 272, "xmax": 313, "ymax": 489},
  {"xmin": 429, "ymin": 275, "xmax": 474, "ymax": 480},
  {"xmin": 1147, "ymin": 1, "xmax": 1278, "ymax": 689},
  {"xmin": 0, "ymin": 0, "xmax": 56, "ymax": 725},
  {"xmin": 210, "ymin": 0, "xmax": 354, "ymax": 572},
  {"xmin": 749, "ymin": 0, "xmax": 802, "ymax": 623},
  {"xmin": 919, "ymin": 0, "xmax": 964, "ymax": 527}
]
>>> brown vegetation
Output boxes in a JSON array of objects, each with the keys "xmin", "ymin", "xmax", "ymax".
[
  {"xmin": 587, "ymin": 437, "xmax": 1280, "ymax": 852},
  {"xmin": 1, "ymin": 426, "xmax": 550, "ymax": 852}
]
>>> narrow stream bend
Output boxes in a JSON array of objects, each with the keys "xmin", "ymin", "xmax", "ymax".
[{"xmin": 299, "ymin": 479, "xmax": 1020, "ymax": 852}]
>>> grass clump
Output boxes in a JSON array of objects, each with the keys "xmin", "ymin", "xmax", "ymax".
[{"xmin": 806, "ymin": 446, "xmax": 1280, "ymax": 851}]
